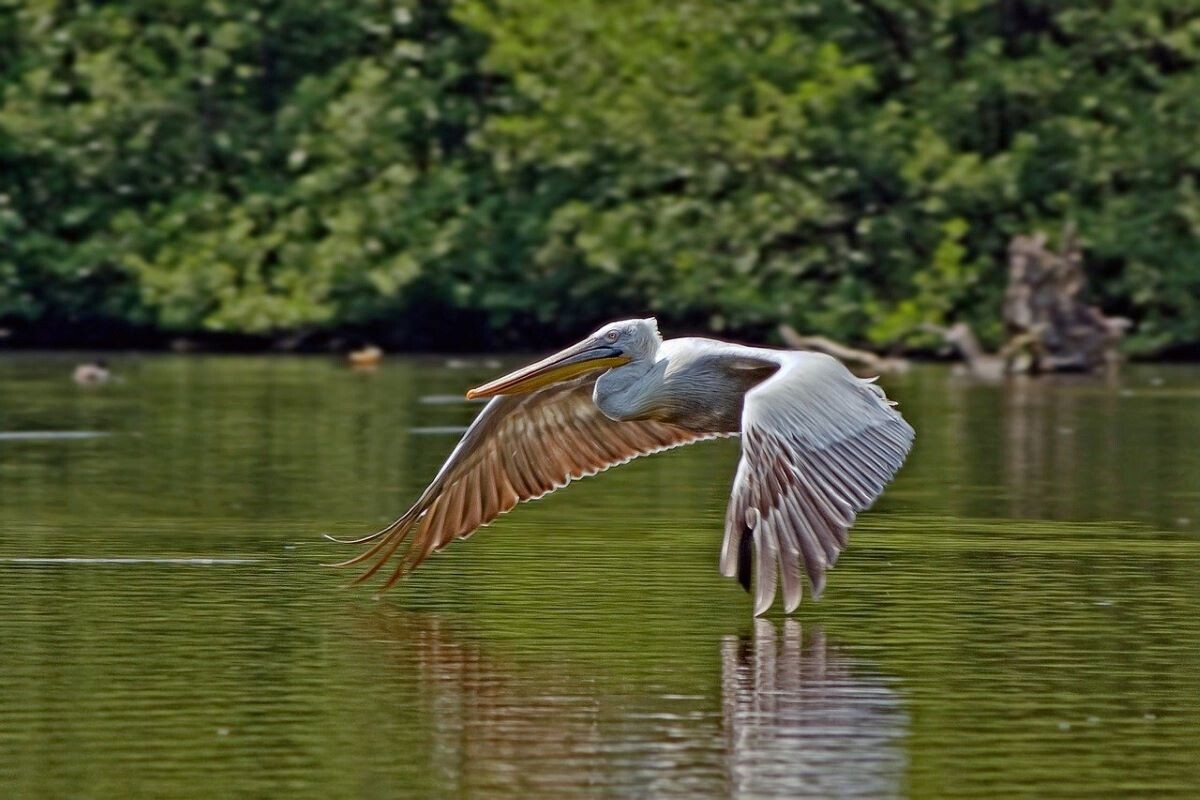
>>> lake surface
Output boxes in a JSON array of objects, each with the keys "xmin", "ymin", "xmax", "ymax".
[{"xmin": 1, "ymin": 353, "xmax": 1198, "ymax": 799}]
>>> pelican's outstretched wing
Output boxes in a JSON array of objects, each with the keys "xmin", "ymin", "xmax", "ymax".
[
  {"xmin": 333, "ymin": 375, "xmax": 726, "ymax": 590},
  {"xmin": 720, "ymin": 352, "xmax": 914, "ymax": 615}
]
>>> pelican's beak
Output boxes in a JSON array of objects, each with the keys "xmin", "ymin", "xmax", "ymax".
[{"xmin": 466, "ymin": 337, "xmax": 630, "ymax": 399}]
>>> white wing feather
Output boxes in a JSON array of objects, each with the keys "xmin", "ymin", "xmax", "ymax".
[{"xmin": 720, "ymin": 352, "xmax": 914, "ymax": 615}]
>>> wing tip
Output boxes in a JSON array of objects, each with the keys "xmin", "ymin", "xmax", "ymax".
[
  {"xmin": 809, "ymin": 577, "xmax": 825, "ymax": 601},
  {"xmin": 737, "ymin": 530, "xmax": 753, "ymax": 593}
]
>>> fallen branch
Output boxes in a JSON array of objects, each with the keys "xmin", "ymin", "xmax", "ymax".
[
  {"xmin": 778, "ymin": 325, "xmax": 909, "ymax": 374},
  {"xmin": 920, "ymin": 323, "xmax": 1006, "ymax": 380}
]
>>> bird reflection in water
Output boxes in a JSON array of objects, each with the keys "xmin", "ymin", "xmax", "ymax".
[
  {"xmin": 359, "ymin": 613, "xmax": 906, "ymax": 799},
  {"xmin": 722, "ymin": 619, "xmax": 907, "ymax": 798}
]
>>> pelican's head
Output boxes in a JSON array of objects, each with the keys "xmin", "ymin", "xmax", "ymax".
[{"xmin": 466, "ymin": 318, "xmax": 660, "ymax": 399}]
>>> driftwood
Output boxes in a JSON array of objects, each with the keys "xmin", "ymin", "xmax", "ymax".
[
  {"xmin": 1002, "ymin": 227, "xmax": 1128, "ymax": 372},
  {"xmin": 929, "ymin": 226, "xmax": 1128, "ymax": 377},
  {"xmin": 919, "ymin": 322, "xmax": 1046, "ymax": 380},
  {"xmin": 919, "ymin": 323, "xmax": 1004, "ymax": 380},
  {"xmin": 778, "ymin": 325, "xmax": 909, "ymax": 374}
]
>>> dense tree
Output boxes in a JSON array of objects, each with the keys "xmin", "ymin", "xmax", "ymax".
[{"xmin": 2, "ymin": 1, "xmax": 1198, "ymax": 353}]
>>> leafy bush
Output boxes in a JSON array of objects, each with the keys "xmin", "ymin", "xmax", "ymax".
[{"xmin": 2, "ymin": 1, "xmax": 1198, "ymax": 352}]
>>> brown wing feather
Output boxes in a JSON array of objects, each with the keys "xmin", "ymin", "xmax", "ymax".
[{"xmin": 333, "ymin": 375, "xmax": 726, "ymax": 590}]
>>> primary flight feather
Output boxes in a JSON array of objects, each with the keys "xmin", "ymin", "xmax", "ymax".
[{"xmin": 330, "ymin": 318, "xmax": 914, "ymax": 615}]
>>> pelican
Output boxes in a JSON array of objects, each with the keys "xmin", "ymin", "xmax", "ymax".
[{"xmin": 332, "ymin": 318, "xmax": 914, "ymax": 614}]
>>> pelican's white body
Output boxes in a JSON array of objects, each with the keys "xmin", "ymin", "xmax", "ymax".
[{"xmin": 337, "ymin": 318, "xmax": 914, "ymax": 615}]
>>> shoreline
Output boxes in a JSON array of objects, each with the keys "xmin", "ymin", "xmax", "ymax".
[{"xmin": 4, "ymin": 343, "xmax": 1200, "ymax": 366}]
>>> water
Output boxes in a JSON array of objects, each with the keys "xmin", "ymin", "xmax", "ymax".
[{"xmin": 1, "ymin": 353, "xmax": 1198, "ymax": 798}]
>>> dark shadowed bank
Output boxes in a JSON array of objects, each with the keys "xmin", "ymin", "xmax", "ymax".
[{"xmin": 3, "ymin": 2, "xmax": 1200, "ymax": 356}]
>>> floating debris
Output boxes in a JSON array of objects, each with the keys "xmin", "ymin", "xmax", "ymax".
[
  {"xmin": 445, "ymin": 358, "xmax": 502, "ymax": 370},
  {"xmin": 348, "ymin": 345, "xmax": 384, "ymax": 368},
  {"xmin": 73, "ymin": 361, "xmax": 112, "ymax": 385},
  {"xmin": 419, "ymin": 394, "xmax": 486, "ymax": 405},
  {"xmin": 0, "ymin": 431, "xmax": 111, "ymax": 441}
]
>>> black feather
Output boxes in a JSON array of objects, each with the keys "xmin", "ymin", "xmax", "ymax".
[{"xmin": 737, "ymin": 528, "xmax": 753, "ymax": 593}]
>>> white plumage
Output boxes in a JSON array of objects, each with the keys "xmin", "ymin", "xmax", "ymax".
[{"xmin": 331, "ymin": 318, "xmax": 914, "ymax": 615}]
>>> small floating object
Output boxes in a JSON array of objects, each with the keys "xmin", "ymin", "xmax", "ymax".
[
  {"xmin": 73, "ymin": 360, "xmax": 111, "ymax": 385},
  {"xmin": 347, "ymin": 345, "xmax": 384, "ymax": 368},
  {"xmin": 445, "ymin": 357, "xmax": 502, "ymax": 370},
  {"xmin": 420, "ymin": 394, "xmax": 487, "ymax": 405},
  {"xmin": 0, "ymin": 431, "xmax": 110, "ymax": 441}
]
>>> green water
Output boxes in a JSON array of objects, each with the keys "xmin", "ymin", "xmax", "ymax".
[{"xmin": 1, "ymin": 353, "xmax": 1198, "ymax": 799}]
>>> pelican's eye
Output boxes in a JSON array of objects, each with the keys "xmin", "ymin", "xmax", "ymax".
[{"xmin": 604, "ymin": 329, "xmax": 620, "ymax": 343}]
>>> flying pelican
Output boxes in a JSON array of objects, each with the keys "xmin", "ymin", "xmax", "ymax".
[{"xmin": 332, "ymin": 318, "xmax": 914, "ymax": 614}]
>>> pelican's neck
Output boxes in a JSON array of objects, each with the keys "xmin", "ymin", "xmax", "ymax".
[{"xmin": 593, "ymin": 347, "xmax": 661, "ymax": 422}]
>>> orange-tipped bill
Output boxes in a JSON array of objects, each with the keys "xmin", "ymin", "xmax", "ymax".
[{"xmin": 466, "ymin": 338, "xmax": 629, "ymax": 399}]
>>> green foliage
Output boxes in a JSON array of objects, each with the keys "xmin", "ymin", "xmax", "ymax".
[{"xmin": 2, "ymin": 1, "xmax": 1199, "ymax": 351}]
